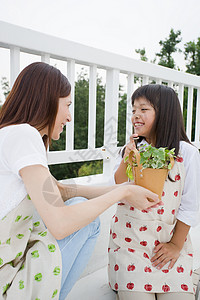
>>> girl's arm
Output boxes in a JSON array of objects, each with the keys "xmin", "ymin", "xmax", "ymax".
[
  {"xmin": 115, "ymin": 134, "xmax": 138, "ymax": 184},
  {"xmin": 151, "ymin": 220, "xmax": 190, "ymax": 269},
  {"xmin": 20, "ymin": 164, "xmax": 160, "ymax": 240}
]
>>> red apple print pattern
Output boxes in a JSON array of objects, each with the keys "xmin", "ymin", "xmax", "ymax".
[
  {"xmin": 144, "ymin": 266, "xmax": 152, "ymax": 273},
  {"xmin": 143, "ymin": 252, "xmax": 149, "ymax": 259},
  {"xmin": 157, "ymin": 226, "xmax": 162, "ymax": 232},
  {"xmin": 118, "ymin": 202, "xmax": 125, "ymax": 206},
  {"xmin": 114, "ymin": 283, "xmax": 118, "ymax": 290},
  {"xmin": 157, "ymin": 207, "xmax": 164, "ymax": 215},
  {"xmin": 140, "ymin": 241, "xmax": 147, "ymax": 246},
  {"xmin": 139, "ymin": 226, "xmax": 147, "ymax": 232},
  {"xmin": 176, "ymin": 156, "xmax": 183, "ymax": 163},
  {"xmin": 154, "ymin": 240, "xmax": 160, "ymax": 246},
  {"xmin": 174, "ymin": 191, "xmax": 178, "ymax": 197},
  {"xmin": 162, "ymin": 284, "xmax": 170, "ymax": 292},
  {"xmin": 114, "ymin": 264, "xmax": 119, "ymax": 271},
  {"xmin": 115, "ymin": 216, "xmax": 118, "ymax": 223},
  {"xmin": 162, "ymin": 191, "xmax": 165, "ymax": 197},
  {"xmin": 144, "ymin": 284, "xmax": 152, "ymax": 291},
  {"xmin": 130, "ymin": 206, "xmax": 134, "ymax": 211},
  {"xmin": 142, "ymin": 209, "xmax": 148, "ymax": 213},
  {"xmin": 128, "ymin": 248, "xmax": 135, "ymax": 253},
  {"xmin": 181, "ymin": 284, "xmax": 188, "ymax": 291},
  {"xmin": 114, "ymin": 247, "xmax": 120, "ymax": 252},
  {"xmin": 125, "ymin": 237, "xmax": 132, "ymax": 243},
  {"xmin": 112, "ymin": 233, "xmax": 117, "ymax": 239},
  {"xmin": 175, "ymin": 174, "xmax": 181, "ymax": 181},
  {"xmin": 162, "ymin": 269, "xmax": 169, "ymax": 273},
  {"xmin": 127, "ymin": 264, "xmax": 135, "ymax": 271},
  {"xmin": 171, "ymin": 209, "xmax": 175, "ymax": 215},
  {"xmin": 127, "ymin": 282, "xmax": 134, "ymax": 290},
  {"xmin": 126, "ymin": 222, "xmax": 131, "ymax": 228},
  {"xmin": 177, "ymin": 265, "xmax": 184, "ymax": 273}
]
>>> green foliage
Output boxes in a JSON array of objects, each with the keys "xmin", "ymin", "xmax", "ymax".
[
  {"xmin": 184, "ymin": 38, "xmax": 200, "ymax": 75},
  {"xmin": 126, "ymin": 145, "xmax": 175, "ymax": 181},
  {"xmin": 156, "ymin": 29, "xmax": 182, "ymax": 69},
  {"xmin": 135, "ymin": 48, "xmax": 148, "ymax": 62},
  {"xmin": 1, "ymin": 77, "xmax": 10, "ymax": 99},
  {"xmin": 78, "ymin": 160, "xmax": 103, "ymax": 177}
]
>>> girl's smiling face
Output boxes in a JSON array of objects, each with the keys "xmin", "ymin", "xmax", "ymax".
[{"xmin": 132, "ymin": 97, "xmax": 156, "ymax": 145}]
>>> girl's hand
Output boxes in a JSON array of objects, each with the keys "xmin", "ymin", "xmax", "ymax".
[
  {"xmin": 123, "ymin": 184, "xmax": 161, "ymax": 211},
  {"xmin": 123, "ymin": 134, "xmax": 139, "ymax": 160},
  {"xmin": 151, "ymin": 242, "xmax": 180, "ymax": 270}
]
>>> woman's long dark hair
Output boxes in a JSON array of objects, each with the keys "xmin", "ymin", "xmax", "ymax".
[
  {"xmin": 131, "ymin": 84, "xmax": 190, "ymax": 156},
  {"xmin": 0, "ymin": 62, "xmax": 71, "ymax": 149}
]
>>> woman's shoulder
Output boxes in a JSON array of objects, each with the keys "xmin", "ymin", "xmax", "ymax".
[{"xmin": 0, "ymin": 124, "xmax": 41, "ymax": 140}]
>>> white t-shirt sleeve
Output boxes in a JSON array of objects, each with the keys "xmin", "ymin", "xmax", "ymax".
[
  {"xmin": 176, "ymin": 142, "xmax": 200, "ymax": 227},
  {"xmin": 2, "ymin": 125, "xmax": 48, "ymax": 178}
]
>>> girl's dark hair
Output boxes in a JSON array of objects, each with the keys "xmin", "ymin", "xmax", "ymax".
[
  {"xmin": 0, "ymin": 62, "xmax": 71, "ymax": 149},
  {"xmin": 131, "ymin": 84, "xmax": 190, "ymax": 155}
]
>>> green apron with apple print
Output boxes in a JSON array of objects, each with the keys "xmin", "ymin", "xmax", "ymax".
[
  {"xmin": 0, "ymin": 195, "xmax": 62, "ymax": 299},
  {"xmin": 108, "ymin": 156, "xmax": 194, "ymax": 294}
]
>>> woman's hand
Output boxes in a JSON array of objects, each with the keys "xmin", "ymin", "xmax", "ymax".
[
  {"xmin": 151, "ymin": 242, "xmax": 180, "ymax": 270},
  {"xmin": 122, "ymin": 184, "xmax": 161, "ymax": 211}
]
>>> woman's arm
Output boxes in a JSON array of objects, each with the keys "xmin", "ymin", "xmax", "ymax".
[
  {"xmin": 55, "ymin": 178, "xmax": 119, "ymax": 201},
  {"xmin": 20, "ymin": 164, "xmax": 159, "ymax": 240},
  {"xmin": 151, "ymin": 220, "xmax": 190, "ymax": 269}
]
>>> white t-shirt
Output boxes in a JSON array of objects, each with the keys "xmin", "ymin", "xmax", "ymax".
[
  {"xmin": 113, "ymin": 140, "xmax": 200, "ymax": 227},
  {"xmin": 0, "ymin": 124, "xmax": 49, "ymax": 220}
]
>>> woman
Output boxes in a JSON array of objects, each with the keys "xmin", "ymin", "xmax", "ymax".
[{"xmin": 0, "ymin": 62, "xmax": 160, "ymax": 300}]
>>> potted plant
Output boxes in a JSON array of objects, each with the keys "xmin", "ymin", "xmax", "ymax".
[{"xmin": 125, "ymin": 145, "xmax": 175, "ymax": 199}]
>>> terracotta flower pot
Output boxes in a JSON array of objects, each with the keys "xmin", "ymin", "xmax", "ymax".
[{"xmin": 129, "ymin": 148, "xmax": 174, "ymax": 200}]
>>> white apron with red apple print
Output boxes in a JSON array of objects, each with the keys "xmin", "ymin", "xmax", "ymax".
[{"xmin": 108, "ymin": 156, "xmax": 194, "ymax": 294}]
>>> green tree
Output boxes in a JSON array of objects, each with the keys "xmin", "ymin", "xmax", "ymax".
[
  {"xmin": 184, "ymin": 38, "xmax": 200, "ymax": 75},
  {"xmin": 156, "ymin": 29, "xmax": 182, "ymax": 69},
  {"xmin": 135, "ymin": 48, "xmax": 148, "ymax": 62},
  {"xmin": 1, "ymin": 77, "xmax": 10, "ymax": 99}
]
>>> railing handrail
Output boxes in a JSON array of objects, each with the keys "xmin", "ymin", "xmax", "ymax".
[{"xmin": 0, "ymin": 20, "xmax": 200, "ymax": 88}]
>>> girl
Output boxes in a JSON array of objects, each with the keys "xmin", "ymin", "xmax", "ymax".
[
  {"xmin": 108, "ymin": 84, "xmax": 200, "ymax": 300},
  {"xmin": 0, "ymin": 63, "xmax": 160, "ymax": 300}
]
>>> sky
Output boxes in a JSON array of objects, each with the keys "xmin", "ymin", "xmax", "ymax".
[{"xmin": 0, "ymin": 0, "xmax": 200, "ymax": 99}]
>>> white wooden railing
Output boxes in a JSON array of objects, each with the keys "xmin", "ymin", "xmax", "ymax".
[{"xmin": 0, "ymin": 20, "xmax": 200, "ymax": 184}]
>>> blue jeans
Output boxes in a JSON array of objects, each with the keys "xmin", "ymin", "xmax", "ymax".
[{"xmin": 57, "ymin": 197, "xmax": 100, "ymax": 300}]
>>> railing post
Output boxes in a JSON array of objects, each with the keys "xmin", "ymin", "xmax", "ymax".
[
  {"xmin": 88, "ymin": 65, "xmax": 97, "ymax": 149},
  {"xmin": 41, "ymin": 54, "xmax": 50, "ymax": 64},
  {"xmin": 103, "ymin": 69, "xmax": 119, "ymax": 177},
  {"xmin": 195, "ymin": 89, "xmax": 200, "ymax": 144},
  {"xmin": 178, "ymin": 84, "xmax": 184, "ymax": 112},
  {"xmin": 66, "ymin": 60, "xmax": 75, "ymax": 150},
  {"xmin": 186, "ymin": 86, "xmax": 193, "ymax": 141},
  {"xmin": 126, "ymin": 73, "xmax": 134, "ymax": 143},
  {"xmin": 10, "ymin": 46, "xmax": 20, "ymax": 87},
  {"xmin": 143, "ymin": 76, "xmax": 149, "ymax": 85}
]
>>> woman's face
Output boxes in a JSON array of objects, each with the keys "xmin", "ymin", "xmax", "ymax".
[
  {"xmin": 132, "ymin": 97, "xmax": 156, "ymax": 145},
  {"xmin": 52, "ymin": 95, "xmax": 72, "ymax": 140}
]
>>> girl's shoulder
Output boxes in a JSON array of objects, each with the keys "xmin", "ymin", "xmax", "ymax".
[
  {"xmin": 179, "ymin": 141, "xmax": 200, "ymax": 164},
  {"xmin": 180, "ymin": 141, "xmax": 199, "ymax": 155}
]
